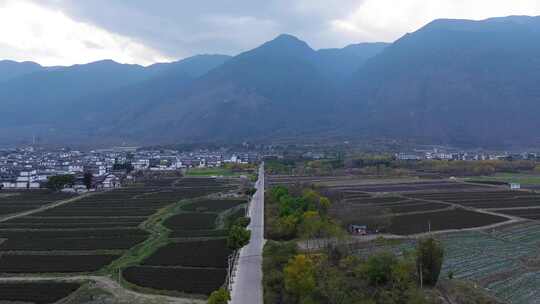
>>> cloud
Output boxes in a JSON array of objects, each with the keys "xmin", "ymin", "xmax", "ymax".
[
  {"xmin": 5, "ymin": 0, "xmax": 540, "ymax": 65},
  {"xmin": 332, "ymin": 0, "xmax": 540, "ymax": 42},
  {"xmin": 0, "ymin": 0, "xmax": 170, "ymax": 66},
  {"xmin": 32, "ymin": 0, "xmax": 364, "ymax": 58}
]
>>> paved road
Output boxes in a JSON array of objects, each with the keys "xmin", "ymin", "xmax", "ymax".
[{"xmin": 231, "ymin": 163, "xmax": 265, "ymax": 304}]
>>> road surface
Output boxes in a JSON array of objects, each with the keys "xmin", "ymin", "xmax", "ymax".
[{"xmin": 230, "ymin": 164, "xmax": 265, "ymax": 304}]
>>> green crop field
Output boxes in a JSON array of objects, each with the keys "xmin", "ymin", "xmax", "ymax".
[
  {"xmin": 355, "ymin": 222, "xmax": 540, "ymax": 304},
  {"xmin": 185, "ymin": 167, "xmax": 240, "ymax": 177},
  {"xmin": 466, "ymin": 173, "xmax": 540, "ymax": 185}
]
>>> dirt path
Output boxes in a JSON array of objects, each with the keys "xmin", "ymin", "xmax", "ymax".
[
  {"xmin": 0, "ymin": 275, "xmax": 203, "ymax": 304},
  {"xmin": 0, "ymin": 192, "xmax": 94, "ymax": 223}
]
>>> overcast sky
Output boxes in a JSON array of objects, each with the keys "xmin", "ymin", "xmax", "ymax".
[{"xmin": 1, "ymin": 0, "xmax": 540, "ymax": 66}]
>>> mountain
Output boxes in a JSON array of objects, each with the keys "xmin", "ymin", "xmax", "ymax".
[
  {"xmin": 146, "ymin": 54, "xmax": 232, "ymax": 78},
  {"xmin": 0, "ymin": 60, "xmax": 44, "ymax": 83},
  {"xmin": 6, "ymin": 16, "xmax": 540, "ymax": 147},
  {"xmin": 346, "ymin": 15, "xmax": 540, "ymax": 147},
  {"xmin": 315, "ymin": 42, "xmax": 388, "ymax": 84},
  {"xmin": 0, "ymin": 55, "xmax": 231, "ymax": 144},
  {"xmin": 114, "ymin": 34, "xmax": 343, "ymax": 142}
]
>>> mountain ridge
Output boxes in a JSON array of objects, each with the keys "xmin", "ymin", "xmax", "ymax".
[{"xmin": 1, "ymin": 16, "xmax": 539, "ymax": 147}]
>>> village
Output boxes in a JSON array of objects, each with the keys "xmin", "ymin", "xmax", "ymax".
[{"xmin": 0, "ymin": 146, "xmax": 261, "ymax": 192}]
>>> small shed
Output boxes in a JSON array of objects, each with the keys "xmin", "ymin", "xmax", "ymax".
[
  {"xmin": 510, "ymin": 183, "xmax": 521, "ymax": 190},
  {"xmin": 348, "ymin": 224, "xmax": 368, "ymax": 235}
]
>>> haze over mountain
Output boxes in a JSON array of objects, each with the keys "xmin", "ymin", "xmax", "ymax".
[
  {"xmin": 1, "ymin": 15, "xmax": 540, "ymax": 147},
  {"xmin": 0, "ymin": 60, "xmax": 44, "ymax": 83}
]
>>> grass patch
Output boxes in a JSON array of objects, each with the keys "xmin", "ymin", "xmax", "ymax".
[
  {"xmin": 466, "ymin": 173, "xmax": 540, "ymax": 185},
  {"xmin": 185, "ymin": 167, "xmax": 240, "ymax": 177}
]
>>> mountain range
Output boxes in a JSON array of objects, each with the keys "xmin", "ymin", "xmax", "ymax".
[{"xmin": 1, "ymin": 15, "xmax": 540, "ymax": 147}]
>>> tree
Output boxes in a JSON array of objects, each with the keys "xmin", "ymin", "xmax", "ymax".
[
  {"xmin": 245, "ymin": 187, "xmax": 257, "ymax": 196},
  {"xmin": 46, "ymin": 175, "xmax": 75, "ymax": 191},
  {"xmin": 227, "ymin": 225, "xmax": 251, "ymax": 250},
  {"xmin": 359, "ymin": 252, "xmax": 398, "ymax": 286},
  {"xmin": 208, "ymin": 288, "xmax": 230, "ymax": 304},
  {"xmin": 83, "ymin": 172, "xmax": 93, "ymax": 190},
  {"xmin": 319, "ymin": 196, "xmax": 332, "ymax": 216},
  {"xmin": 234, "ymin": 216, "xmax": 251, "ymax": 228},
  {"xmin": 416, "ymin": 238, "xmax": 444, "ymax": 287},
  {"xmin": 284, "ymin": 254, "xmax": 316, "ymax": 302}
]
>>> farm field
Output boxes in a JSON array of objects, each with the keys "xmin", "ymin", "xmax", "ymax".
[
  {"xmin": 323, "ymin": 181, "xmax": 488, "ymax": 193},
  {"xmin": 354, "ymin": 222, "xmax": 540, "ymax": 304},
  {"xmin": 466, "ymin": 173, "xmax": 540, "ymax": 186},
  {"xmin": 0, "ymin": 174, "xmax": 239, "ymax": 298},
  {"xmin": 0, "ymin": 254, "xmax": 121, "ymax": 273},
  {"xmin": 0, "ymin": 281, "xmax": 81, "ymax": 304},
  {"xmin": 181, "ymin": 198, "xmax": 246, "ymax": 212},
  {"xmin": 141, "ymin": 239, "xmax": 231, "ymax": 268},
  {"xmin": 407, "ymin": 191, "xmax": 540, "ymax": 209},
  {"xmin": 388, "ymin": 208, "xmax": 508, "ymax": 235},
  {"xmin": 123, "ymin": 193, "xmax": 247, "ymax": 296},
  {"xmin": 270, "ymin": 176, "xmax": 515, "ymax": 235},
  {"xmin": 186, "ymin": 167, "xmax": 241, "ymax": 177},
  {"xmin": 495, "ymin": 208, "xmax": 540, "ymax": 220},
  {"xmin": 123, "ymin": 266, "xmax": 227, "ymax": 296},
  {"xmin": 0, "ymin": 190, "xmax": 75, "ymax": 216}
]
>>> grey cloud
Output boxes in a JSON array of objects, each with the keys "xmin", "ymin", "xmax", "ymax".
[{"xmin": 33, "ymin": 0, "xmax": 368, "ymax": 59}]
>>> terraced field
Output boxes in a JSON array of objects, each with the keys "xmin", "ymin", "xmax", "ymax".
[
  {"xmin": 0, "ymin": 175, "xmax": 239, "ymax": 296},
  {"xmin": 0, "ymin": 281, "xmax": 82, "ymax": 304},
  {"xmin": 123, "ymin": 192, "xmax": 248, "ymax": 296},
  {"xmin": 0, "ymin": 190, "xmax": 75, "ymax": 216}
]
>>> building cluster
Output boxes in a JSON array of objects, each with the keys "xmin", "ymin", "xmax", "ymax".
[
  {"xmin": 0, "ymin": 146, "xmax": 260, "ymax": 190},
  {"xmin": 396, "ymin": 149, "xmax": 539, "ymax": 161}
]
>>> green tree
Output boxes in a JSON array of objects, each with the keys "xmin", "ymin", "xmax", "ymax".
[
  {"xmin": 46, "ymin": 175, "xmax": 75, "ymax": 191},
  {"xmin": 83, "ymin": 172, "xmax": 93, "ymax": 190},
  {"xmin": 208, "ymin": 288, "xmax": 230, "ymax": 304},
  {"xmin": 227, "ymin": 225, "xmax": 251, "ymax": 250},
  {"xmin": 359, "ymin": 252, "xmax": 398, "ymax": 287},
  {"xmin": 284, "ymin": 254, "xmax": 316, "ymax": 302},
  {"xmin": 234, "ymin": 216, "xmax": 251, "ymax": 228},
  {"xmin": 416, "ymin": 238, "xmax": 444, "ymax": 287}
]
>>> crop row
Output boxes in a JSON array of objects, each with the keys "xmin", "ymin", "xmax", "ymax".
[
  {"xmin": 142, "ymin": 239, "xmax": 231, "ymax": 268},
  {"xmin": 0, "ymin": 254, "xmax": 120, "ymax": 273},
  {"xmin": 164, "ymin": 213, "xmax": 217, "ymax": 231},
  {"xmin": 123, "ymin": 266, "xmax": 226, "ymax": 295},
  {"xmin": 181, "ymin": 199, "xmax": 246, "ymax": 212},
  {"xmin": 328, "ymin": 181, "xmax": 486, "ymax": 193},
  {"xmin": 0, "ymin": 282, "xmax": 81, "ymax": 304},
  {"xmin": 0, "ymin": 191, "xmax": 75, "ymax": 216},
  {"xmin": 388, "ymin": 209, "xmax": 508, "ymax": 235},
  {"xmin": 0, "ymin": 232, "xmax": 148, "ymax": 251}
]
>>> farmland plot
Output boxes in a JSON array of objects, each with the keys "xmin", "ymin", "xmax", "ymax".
[
  {"xmin": 0, "ymin": 191, "xmax": 75, "ymax": 216},
  {"xmin": 0, "ymin": 176, "xmax": 237, "ymax": 277},
  {"xmin": 142, "ymin": 239, "xmax": 232, "ymax": 268},
  {"xmin": 407, "ymin": 191, "xmax": 540, "ymax": 209},
  {"xmin": 0, "ymin": 254, "xmax": 120, "ymax": 273},
  {"xmin": 0, "ymin": 282, "xmax": 81, "ymax": 304},
  {"xmin": 355, "ymin": 222, "xmax": 540, "ymax": 304},
  {"xmin": 123, "ymin": 186, "xmax": 245, "ymax": 296},
  {"xmin": 388, "ymin": 209, "xmax": 508, "ymax": 235},
  {"xmin": 495, "ymin": 208, "xmax": 540, "ymax": 220},
  {"xmin": 123, "ymin": 266, "xmax": 226, "ymax": 296}
]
